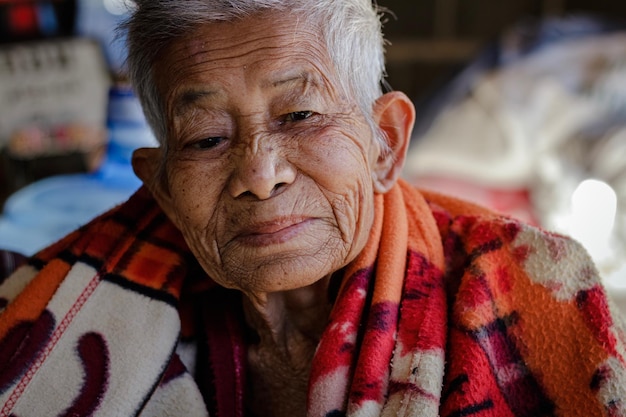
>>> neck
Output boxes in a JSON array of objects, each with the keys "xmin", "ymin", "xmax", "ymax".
[
  {"xmin": 242, "ymin": 277, "xmax": 334, "ymax": 416},
  {"xmin": 243, "ymin": 276, "xmax": 332, "ymax": 354}
]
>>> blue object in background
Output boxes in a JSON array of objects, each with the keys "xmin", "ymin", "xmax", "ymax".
[{"xmin": 0, "ymin": 84, "xmax": 157, "ymax": 256}]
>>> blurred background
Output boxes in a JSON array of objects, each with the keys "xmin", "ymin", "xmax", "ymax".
[{"xmin": 0, "ymin": 0, "xmax": 625, "ymax": 313}]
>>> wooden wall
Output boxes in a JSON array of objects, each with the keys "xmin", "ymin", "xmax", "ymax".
[{"xmin": 377, "ymin": 0, "xmax": 626, "ymax": 101}]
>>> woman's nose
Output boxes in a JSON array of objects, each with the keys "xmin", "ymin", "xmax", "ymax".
[{"xmin": 228, "ymin": 140, "xmax": 296, "ymax": 200}]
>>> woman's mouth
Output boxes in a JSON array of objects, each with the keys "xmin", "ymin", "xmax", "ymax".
[{"xmin": 234, "ymin": 217, "xmax": 314, "ymax": 246}]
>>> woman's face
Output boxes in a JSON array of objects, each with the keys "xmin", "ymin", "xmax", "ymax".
[{"xmin": 145, "ymin": 13, "xmax": 384, "ymax": 297}]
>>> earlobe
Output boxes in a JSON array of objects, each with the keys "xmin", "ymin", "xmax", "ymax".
[
  {"xmin": 132, "ymin": 146, "xmax": 164, "ymax": 189},
  {"xmin": 371, "ymin": 91, "xmax": 415, "ymax": 193},
  {"xmin": 132, "ymin": 147, "xmax": 177, "ymax": 221}
]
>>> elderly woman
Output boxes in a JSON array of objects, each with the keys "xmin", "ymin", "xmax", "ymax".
[{"xmin": 1, "ymin": 1, "xmax": 625, "ymax": 416}]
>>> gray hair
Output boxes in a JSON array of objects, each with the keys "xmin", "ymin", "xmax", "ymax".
[{"xmin": 121, "ymin": 0, "xmax": 389, "ymax": 150}]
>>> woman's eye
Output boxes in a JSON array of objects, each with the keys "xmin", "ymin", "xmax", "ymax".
[
  {"xmin": 192, "ymin": 137, "xmax": 224, "ymax": 149},
  {"xmin": 285, "ymin": 111, "xmax": 314, "ymax": 123}
]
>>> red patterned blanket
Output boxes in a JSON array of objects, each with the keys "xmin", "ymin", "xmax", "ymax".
[{"xmin": 0, "ymin": 180, "xmax": 624, "ymax": 416}]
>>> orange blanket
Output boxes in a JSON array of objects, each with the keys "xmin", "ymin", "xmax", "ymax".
[{"xmin": 0, "ymin": 180, "xmax": 624, "ymax": 416}]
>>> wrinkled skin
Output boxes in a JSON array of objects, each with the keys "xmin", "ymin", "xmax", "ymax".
[{"xmin": 133, "ymin": 11, "xmax": 415, "ymax": 417}]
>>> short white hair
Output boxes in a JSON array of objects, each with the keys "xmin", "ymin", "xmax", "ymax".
[{"xmin": 122, "ymin": 0, "xmax": 389, "ymax": 149}]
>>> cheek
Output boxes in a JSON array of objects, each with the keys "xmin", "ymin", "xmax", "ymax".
[
  {"xmin": 163, "ymin": 164, "xmax": 230, "ymax": 281},
  {"xmin": 299, "ymin": 126, "xmax": 375, "ymax": 190},
  {"xmin": 164, "ymin": 162, "xmax": 225, "ymax": 231},
  {"xmin": 297, "ymin": 130, "xmax": 376, "ymax": 254}
]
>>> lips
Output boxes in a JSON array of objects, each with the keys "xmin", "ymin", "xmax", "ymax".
[{"xmin": 232, "ymin": 217, "xmax": 314, "ymax": 246}]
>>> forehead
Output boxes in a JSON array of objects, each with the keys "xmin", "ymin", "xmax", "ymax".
[{"xmin": 153, "ymin": 13, "xmax": 339, "ymax": 98}]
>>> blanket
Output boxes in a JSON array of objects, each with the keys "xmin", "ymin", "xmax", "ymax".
[
  {"xmin": 0, "ymin": 180, "xmax": 624, "ymax": 416},
  {"xmin": 0, "ymin": 251, "xmax": 25, "ymax": 281}
]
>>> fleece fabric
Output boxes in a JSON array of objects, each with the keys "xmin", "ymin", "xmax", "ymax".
[{"xmin": 0, "ymin": 180, "xmax": 624, "ymax": 417}]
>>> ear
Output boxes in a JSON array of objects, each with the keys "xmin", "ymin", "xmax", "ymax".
[
  {"xmin": 371, "ymin": 91, "xmax": 415, "ymax": 193},
  {"xmin": 132, "ymin": 147, "xmax": 178, "ymax": 223}
]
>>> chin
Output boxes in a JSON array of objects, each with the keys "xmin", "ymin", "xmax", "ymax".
[
  {"xmin": 211, "ymin": 240, "xmax": 345, "ymax": 293},
  {"xmin": 219, "ymin": 258, "xmax": 334, "ymax": 295}
]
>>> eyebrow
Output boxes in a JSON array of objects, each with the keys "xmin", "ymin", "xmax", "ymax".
[
  {"xmin": 177, "ymin": 89, "xmax": 217, "ymax": 108},
  {"xmin": 173, "ymin": 70, "xmax": 318, "ymax": 113},
  {"xmin": 262, "ymin": 71, "xmax": 314, "ymax": 89},
  {"xmin": 263, "ymin": 71, "xmax": 321, "ymax": 105}
]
